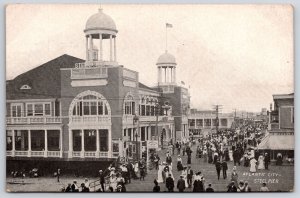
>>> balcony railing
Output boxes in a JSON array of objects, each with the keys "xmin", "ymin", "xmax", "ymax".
[
  {"xmin": 7, "ymin": 150, "xmax": 61, "ymax": 157},
  {"xmin": 6, "ymin": 116, "xmax": 62, "ymax": 125},
  {"xmin": 70, "ymin": 116, "xmax": 110, "ymax": 123},
  {"xmin": 270, "ymin": 123, "xmax": 279, "ymax": 130}
]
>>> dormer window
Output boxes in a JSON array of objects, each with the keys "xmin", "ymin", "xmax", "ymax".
[{"xmin": 20, "ymin": 85, "xmax": 31, "ymax": 90}]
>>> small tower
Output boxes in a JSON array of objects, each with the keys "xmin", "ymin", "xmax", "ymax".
[
  {"xmin": 157, "ymin": 51, "xmax": 177, "ymax": 85},
  {"xmin": 84, "ymin": 9, "xmax": 118, "ymax": 66}
]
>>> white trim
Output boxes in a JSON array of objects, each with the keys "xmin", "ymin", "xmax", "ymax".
[
  {"xmin": 7, "ymin": 99, "xmax": 56, "ymax": 103},
  {"xmin": 26, "ymin": 102, "xmax": 52, "ymax": 117}
]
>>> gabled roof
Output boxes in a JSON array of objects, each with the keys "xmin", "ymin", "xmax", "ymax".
[{"xmin": 6, "ymin": 54, "xmax": 84, "ymax": 100}]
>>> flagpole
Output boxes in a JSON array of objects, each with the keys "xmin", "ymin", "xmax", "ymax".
[{"xmin": 165, "ymin": 24, "xmax": 168, "ymax": 52}]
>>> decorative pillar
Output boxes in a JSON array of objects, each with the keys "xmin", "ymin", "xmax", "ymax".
[
  {"xmin": 89, "ymin": 35, "xmax": 93, "ymax": 61},
  {"xmin": 114, "ymin": 36, "xmax": 117, "ymax": 61},
  {"xmin": 110, "ymin": 35, "xmax": 113, "ymax": 61},
  {"xmin": 12, "ymin": 130, "xmax": 15, "ymax": 157},
  {"xmin": 96, "ymin": 129, "xmax": 100, "ymax": 158},
  {"xmin": 165, "ymin": 68, "xmax": 167, "ymax": 83},
  {"xmin": 28, "ymin": 130, "xmax": 31, "ymax": 157},
  {"xmin": 86, "ymin": 36, "xmax": 89, "ymax": 61},
  {"xmin": 99, "ymin": 34, "xmax": 103, "ymax": 61},
  {"xmin": 174, "ymin": 67, "xmax": 176, "ymax": 84},
  {"xmin": 44, "ymin": 130, "xmax": 48, "ymax": 157},
  {"xmin": 170, "ymin": 67, "xmax": 173, "ymax": 83},
  {"xmin": 68, "ymin": 130, "xmax": 73, "ymax": 158},
  {"xmin": 81, "ymin": 130, "xmax": 85, "ymax": 158},
  {"xmin": 59, "ymin": 129, "xmax": 63, "ymax": 158},
  {"xmin": 108, "ymin": 128, "xmax": 112, "ymax": 158}
]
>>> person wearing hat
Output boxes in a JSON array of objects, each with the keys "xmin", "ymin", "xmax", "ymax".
[
  {"xmin": 187, "ymin": 166, "xmax": 194, "ymax": 188},
  {"xmin": 84, "ymin": 178, "xmax": 90, "ymax": 192},
  {"xmin": 181, "ymin": 166, "xmax": 188, "ymax": 188},
  {"xmin": 231, "ymin": 166, "xmax": 238, "ymax": 186},
  {"xmin": 177, "ymin": 155, "xmax": 183, "ymax": 171},
  {"xmin": 227, "ymin": 181, "xmax": 237, "ymax": 192},
  {"xmin": 166, "ymin": 174, "xmax": 175, "ymax": 192},
  {"xmin": 153, "ymin": 179, "xmax": 160, "ymax": 192},
  {"xmin": 98, "ymin": 170, "xmax": 105, "ymax": 192},
  {"xmin": 177, "ymin": 175, "xmax": 186, "ymax": 192},
  {"xmin": 71, "ymin": 180, "xmax": 79, "ymax": 192},
  {"xmin": 206, "ymin": 183, "xmax": 214, "ymax": 192},
  {"xmin": 109, "ymin": 173, "xmax": 117, "ymax": 192},
  {"xmin": 193, "ymin": 172, "xmax": 204, "ymax": 192}
]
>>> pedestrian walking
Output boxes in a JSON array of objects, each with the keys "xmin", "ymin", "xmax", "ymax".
[
  {"xmin": 57, "ymin": 168, "xmax": 61, "ymax": 182},
  {"xmin": 153, "ymin": 179, "xmax": 161, "ymax": 192},
  {"xmin": 222, "ymin": 160, "xmax": 228, "ymax": 179},
  {"xmin": 166, "ymin": 174, "xmax": 175, "ymax": 192},
  {"xmin": 215, "ymin": 160, "xmax": 222, "ymax": 180},
  {"xmin": 177, "ymin": 175, "xmax": 186, "ymax": 192},
  {"xmin": 99, "ymin": 170, "xmax": 105, "ymax": 192},
  {"xmin": 187, "ymin": 166, "xmax": 193, "ymax": 188},
  {"xmin": 264, "ymin": 153, "xmax": 270, "ymax": 170}
]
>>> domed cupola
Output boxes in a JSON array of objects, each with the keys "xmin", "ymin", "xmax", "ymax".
[
  {"xmin": 83, "ymin": 9, "xmax": 118, "ymax": 66},
  {"xmin": 157, "ymin": 50, "xmax": 177, "ymax": 85}
]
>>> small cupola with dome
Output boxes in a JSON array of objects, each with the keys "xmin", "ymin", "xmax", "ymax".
[
  {"xmin": 84, "ymin": 8, "xmax": 118, "ymax": 66},
  {"xmin": 157, "ymin": 50, "xmax": 177, "ymax": 86}
]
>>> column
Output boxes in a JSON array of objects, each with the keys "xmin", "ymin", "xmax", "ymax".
[
  {"xmin": 202, "ymin": 119, "xmax": 204, "ymax": 128},
  {"xmin": 108, "ymin": 128, "xmax": 112, "ymax": 158},
  {"xmin": 110, "ymin": 35, "xmax": 113, "ymax": 61},
  {"xmin": 211, "ymin": 119, "xmax": 213, "ymax": 129},
  {"xmin": 68, "ymin": 130, "xmax": 73, "ymax": 158},
  {"xmin": 59, "ymin": 129, "xmax": 63, "ymax": 158},
  {"xmin": 170, "ymin": 67, "xmax": 173, "ymax": 83},
  {"xmin": 114, "ymin": 36, "xmax": 117, "ymax": 61},
  {"xmin": 81, "ymin": 130, "xmax": 85, "ymax": 158},
  {"xmin": 86, "ymin": 36, "xmax": 89, "ymax": 61},
  {"xmin": 89, "ymin": 35, "xmax": 93, "ymax": 61},
  {"xmin": 96, "ymin": 129, "xmax": 100, "ymax": 158},
  {"xmin": 99, "ymin": 34, "xmax": 103, "ymax": 61},
  {"xmin": 174, "ymin": 67, "xmax": 176, "ymax": 84},
  {"xmin": 44, "ymin": 130, "xmax": 48, "ymax": 157},
  {"xmin": 165, "ymin": 68, "xmax": 167, "ymax": 83},
  {"xmin": 28, "ymin": 130, "xmax": 31, "ymax": 157},
  {"xmin": 12, "ymin": 130, "xmax": 15, "ymax": 157},
  {"xmin": 158, "ymin": 67, "xmax": 160, "ymax": 84}
]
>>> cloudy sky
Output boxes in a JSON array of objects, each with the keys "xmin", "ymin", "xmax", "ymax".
[{"xmin": 6, "ymin": 4, "xmax": 293, "ymax": 112}]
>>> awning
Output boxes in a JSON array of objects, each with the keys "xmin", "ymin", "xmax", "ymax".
[{"xmin": 257, "ymin": 133, "xmax": 294, "ymax": 150}]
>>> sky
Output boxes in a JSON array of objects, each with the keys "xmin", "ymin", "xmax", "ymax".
[{"xmin": 6, "ymin": 4, "xmax": 294, "ymax": 113}]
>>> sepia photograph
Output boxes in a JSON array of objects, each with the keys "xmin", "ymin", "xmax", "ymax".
[{"xmin": 5, "ymin": 4, "xmax": 294, "ymax": 192}]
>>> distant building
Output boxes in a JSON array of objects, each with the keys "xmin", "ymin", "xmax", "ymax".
[
  {"xmin": 188, "ymin": 109, "xmax": 234, "ymax": 137},
  {"xmin": 258, "ymin": 93, "xmax": 294, "ymax": 160}
]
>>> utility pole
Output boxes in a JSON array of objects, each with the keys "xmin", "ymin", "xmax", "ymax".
[{"xmin": 212, "ymin": 105, "xmax": 222, "ymax": 134}]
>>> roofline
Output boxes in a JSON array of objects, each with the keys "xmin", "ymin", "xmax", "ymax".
[{"xmin": 273, "ymin": 93, "xmax": 294, "ymax": 100}]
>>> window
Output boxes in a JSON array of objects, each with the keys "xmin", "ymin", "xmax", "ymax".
[
  {"xmin": 26, "ymin": 103, "xmax": 51, "ymax": 117},
  {"xmin": 99, "ymin": 130, "xmax": 108, "ymax": 151},
  {"xmin": 72, "ymin": 95, "xmax": 109, "ymax": 116},
  {"xmin": 124, "ymin": 95, "xmax": 135, "ymax": 115},
  {"xmin": 11, "ymin": 104, "xmax": 22, "ymax": 117},
  {"xmin": 20, "ymin": 85, "xmax": 31, "ymax": 90}
]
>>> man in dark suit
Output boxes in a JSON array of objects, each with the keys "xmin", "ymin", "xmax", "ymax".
[
  {"xmin": 187, "ymin": 166, "xmax": 194, "ymax": 188},
  {"xmin": 166, "ymin": 153, "xmax": 172, "ymax": 165},
  {"xmin": 215, "ymin": 160, "xmax": 222, "ymax": 180},
  {"xmin": 264, "ymin": 153, "xmax": 270, "ymax": 170},
  {"xmin": 166, "ymin": 174, "xmax": 175, "ymax": 192},
  {"xmin": 177, "ymin": 175, "xmax": 186, "ymax": 192},
  {"xmin": 221, "ymin": 160, "xmax": 228, "ymax": 179}
]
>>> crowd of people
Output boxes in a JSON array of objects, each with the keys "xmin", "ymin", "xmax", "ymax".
[{"xmin": 60, "ymin": 121, "xmax": 286, "ymax": 192}]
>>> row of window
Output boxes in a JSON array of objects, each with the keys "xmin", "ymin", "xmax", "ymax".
[
  {"xmin": 188, "ymin": 119, "xmax": 228, "ymax": 127},
  {"xmin": 9, "ymin": 103, "xmax": 52, "ymax": 117}
]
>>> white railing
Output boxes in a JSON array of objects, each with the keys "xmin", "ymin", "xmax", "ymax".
[
  {"xmin": 31, "ymin": 151, "xmax": 44, "ymax": 157},
  {"xmin": 99, "ymin": 152, "xmax": 108, "ymax": 157},
  {"xmin": 70, "ymin": 116, "xmax": 110, "ymax": 123},
  {"xmin": 84, "ymin": 152, "xmax": 96, "ymax": 157},
  {"xmin": 15, "ymin": 151, "xmax": 28, "ymax": 156},
  {"xmin": 47, "ymin": 151, "xmax": 61, "ymax": 157},
  {"xmin": 6, "ymin": 151, "xmax": 12, "ymax": 156},
  {"xmin": 75, "ymin": 61, "xmax": 118, "ymax": 68},
  {"xmin": 6, "ymin": 117, "xmax": 62, "ymax": 124},
  {"xmin": 72, "ymin": 151, "xmax": 81, "ymax": 157}
]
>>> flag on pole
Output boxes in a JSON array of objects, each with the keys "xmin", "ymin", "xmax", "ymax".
[
  {"xmin": 181, "ymin": 81, "xmax": 185, "ymax": 85},
  {"xmin": 166, "ymin": 23, "xmax": 173, "ymax": 28}
]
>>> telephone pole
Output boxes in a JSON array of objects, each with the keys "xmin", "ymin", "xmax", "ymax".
[{"xmin": 212, "ymin": 105, "xmax": 222, "ymax": 134}]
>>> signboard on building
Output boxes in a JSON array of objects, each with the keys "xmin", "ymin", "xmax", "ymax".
[{"xmin": 147, "ymin": 140, "xmax": 159, "ymax": 149}]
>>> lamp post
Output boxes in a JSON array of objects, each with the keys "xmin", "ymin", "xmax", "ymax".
[{"xmin": 133, "ymin": 114, "xmax": 139, "ymax": 161}]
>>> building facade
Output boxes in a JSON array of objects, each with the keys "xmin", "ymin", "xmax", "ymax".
[{"xmin": 6, "ymin": 9, "xmax": 190, "ymax": 170}]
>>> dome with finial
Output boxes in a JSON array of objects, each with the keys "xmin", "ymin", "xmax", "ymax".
[
  {"xmin": 156, "ymin": 51, "xmax": 176, "ymax": 65},
  {"xmin": 85, "ymin": 9, "xmax": 117, "ymax": 32}
]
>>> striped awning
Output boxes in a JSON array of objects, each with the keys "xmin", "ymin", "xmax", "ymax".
[{"xmin": 257, "ymin": 133, "xmax": 294, "ymax": 150}]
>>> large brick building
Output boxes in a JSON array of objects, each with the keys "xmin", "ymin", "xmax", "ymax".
[{"xmin": 6, "ymin": 9, "xmax": 190, "ymax": 173}]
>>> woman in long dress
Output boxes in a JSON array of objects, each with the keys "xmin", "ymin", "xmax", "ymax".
[
  {"xmin": 229, "ymin": 149, "xmax": 234, "ymax": 162},
  {"xmin": 250, "ymin": 158, "xmax": 257, "ymax": 173},
  {"xmin": 231, "ymin": 167, "xmax": 238, "ymax": 186},
  {"xmin": 177, "ymin": 155, "xmax": 183, "ymax": 171},
  {"xmin": 181, "ymin": 167, "xmax": 189, "ymax": 188},
  {"xmin": 157, "ymin": 162, "xmax": 164, "ymax": 183},
  {"xmin": 257, "ymin": 155, "xmax": 265, "ymax": 170}
]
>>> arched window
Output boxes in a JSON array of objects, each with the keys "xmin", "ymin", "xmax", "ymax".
[
  {"xmin": 72, "ymin": 94, "xmax": 109, "ymax": 116},
  {"xmin": 124, "ymin": 94, "xmax": 135, "ymax": 115}
]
